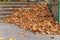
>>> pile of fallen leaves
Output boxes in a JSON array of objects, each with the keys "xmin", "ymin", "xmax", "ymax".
[{"xmin": 3, "ymin": 3, "xmax": 60, "ymax": 34}]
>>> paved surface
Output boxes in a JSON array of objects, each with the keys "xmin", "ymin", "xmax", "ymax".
[{"xmin": 0, "ymin": 23, "xmax": 60, "ymax": 40}]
